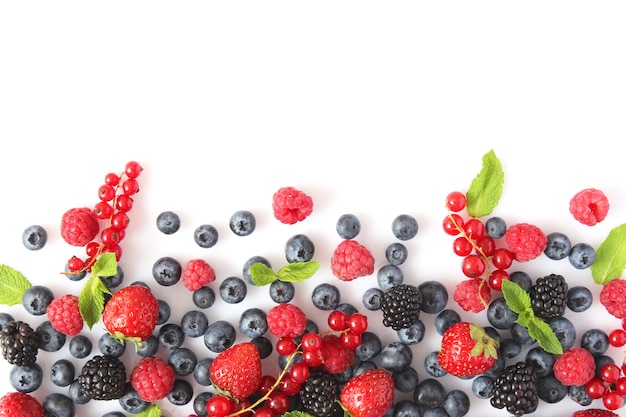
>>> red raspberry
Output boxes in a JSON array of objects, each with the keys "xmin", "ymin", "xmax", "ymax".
[
  {"xmin": 600, "ymin": 278, "xmax": 626, "ymax": 319},
  {"xmin": 131, "ymin": 356, "xmax": 176, "ymax": 402},
  {"xmin": 453, "ymin": 279, "xmax": 491, "ymax": 313},
  {"xmin": 272, "ymin": 186, "xmax": 314, "ymax": 224},
  {"xmin": 267, "ymin": 303, "xmax": 307, "ymax": 339},
  {"xmin": 0, "ymin": 392, "xmax": 44, "ymax": 417},
  {"xmin": 569, "ymin": 188, "xmax": 610, "ymax": 226},
  {"xmin": 505, "ymin": 223, "xmax": 547, "ymax": 262},
  {"xmin": 331, "ymin": 239, "xmax": 375, "ymax": 281},
  {"xmin": 61, "ymin": 207, "xmax": 100, "ymax": 247},
  {"xmin": 182, "ymin": 259, "xmax": 216, "ymax": 291},
  {"xmin": 553, "ymin": 347, "xmax": 596, "ymax": 386},
  {"xmin": 46, "ymin": 294, "xmax": 83, "ymax": 336},
  {"xmin": 320, "ymin": 334, "xmax": 354, "ymax": 374}
]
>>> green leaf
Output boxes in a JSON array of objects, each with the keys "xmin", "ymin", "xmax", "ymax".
[
  {"xmin": 500, "ymin": 279, "xmax": 531, "ymax": 315},
  {"xmin": 135, "ymin": 404, "xmax": 161, "ymax": 417},
  {"xmin": 284, "ymin": 411, "xmax": 316, "ymax": 417},
  {"xmin": 466, "ymin": 149, "xmax": 504, "ymax": 218},
  {"xmin": 590, "ymin": 223, "xmax": 626, "ymax": 285},
  {"xmin": 250, "ymin": 262, "xmax": 278, "ymax": 286},
  {"xmin": 277, "ymin": 261, "xmax": 320, "ymax": 283},
  {"xmin": 91, "ymin": 252, "xmax": 118, "ymax": 278},
  {"xmin": 526, "ymin": 318, "xmax": 563, "ymax": 354},
  {"xmin": 78, "ymin": 275, "xmax": 111, "ymax": 330},
  {"xmin": 0, "ymin": 264, "xmax": 32, "ymax": 306}
]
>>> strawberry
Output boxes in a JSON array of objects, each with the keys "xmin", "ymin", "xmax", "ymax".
[
  {"xmin": 0, "ymin": 391, "xmax": 44, "ymax": 417},
  {"xmin": 102, "ymin": 285, "xmax": 159, "ymax": 345},
  {"xmin": 339, "ymin": 368, "xmax": 395, "ymax": 417},
  {"xmin": 438, "ymin": 321, "xmax": 499, "ymax": 377},
  {"xmin": 209, "ymin": 342, "xmax": 262, "ymax": 399},
  {"xmin": 572, "ymin": 409, "xmax": 619, "ymax": 417}
]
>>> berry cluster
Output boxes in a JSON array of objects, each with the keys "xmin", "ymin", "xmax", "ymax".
[{"xmin": 585, "ymin": 361, "xmax": 626, "ymax": 411}]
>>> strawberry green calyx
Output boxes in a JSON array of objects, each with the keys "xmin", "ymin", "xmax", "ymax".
[{"xmin": 469, "ymin": 322, "xmax": 499, "ymax": 359}]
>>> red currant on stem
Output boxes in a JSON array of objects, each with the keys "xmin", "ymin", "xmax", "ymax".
[
  {"xmin": 115, "ymin": 194, "xmax": 133, "ymax": 212},
  {"xmin": 122, "ymin": 178, "xmax": 139, "ymax": 195},
  {"xmin": 278, "ymin": 374, "xmax": 301, "ymax": 396},
  {"xmin": 603, "ymin": 390, "xmax": 624, "ymax": 410},
  {"xmin": 443, "ymin": 214, "xmax": 464, "ymax": 236},
  {"xmin": 125, "ymin": 160, "xmax": 143, "ymax": 179},
  {"xmin": 98, "ymin": 184, "xmax": 116, "ymax": 202},
  {"xmin": 101, "ymin": 227, "xmax": 121, "ymax": 248},
  {"xmin": 453, "ymin": 237, "xmax": 473, "ymax": 257},
  {"xmin": 110, "ymin": 212, "xmax": 130, "ymax": 231},
  {"xmin": 616, "ymin": 376, "xmax": 626, "ymax": 396},
  {"xmin": 266, "ymin": 392, "xmax": 289, "ymax": 416},
  {"xmin": 475, "ymin": 236, "xmax": 495, "ymax": 257},
  {"xmin": 445, "ymin": 191, "xmax": 467, "ymax": 212},
  {"xmin": 327, "ymin": 310, "xmax": 348, "ymax": 331},
  {"xmin": 94, "ymin": 201, "xmax": 112, "ymax": 220},
  {"xmin": 462, "ymin": 254, "xmax": 486, "ymax": 279},
  {"xmin": 340, "ymin": 330, "xmax": 362, "ymax": 349},
  {"xmin": 301, "ymin": 332, "xmax": 322, "ymax": 351},
  {"xmin": 600, "ymin": 363, "xmax": 622, "ymax": 384},
  {"xmin": 608, "ymin": 328, "xmax": 626, "ymax": 347},
  {"xmin": 289, "ymin": 362, "xmax": 310, "ymax": 384},
  {"xmin": 206, "ymin": 395, "xmax": 232, "ymax": 417},
  {"xmin": 67, "ymin": 256, "xmax": 84, "ymax": 272},
  {"xmin": 257, "ymin": 375, "xmax": 277, "ymax": 396},
  {"xmin": 585, "ymin": 377, "xmax": 607, "ymax": 399},
  {"xmin": 252, "ymin": 407, "xmax": 274, "ymax": 417},
  {"xmin": 104, "ymin": 172, "xmax": 120, "ymax": 186},
  {"xmin": 348, "ymin": 313, "xmax": 368, "ymax": 334},
  {"xmin": 491, "ymin": 248, "xmax": 514, "ymax": 270},
  {"xmin": 275, "ymin": 337, "xmax": 296, "ymax": 356},
  {"xmin": 488, "ymin": 269, "xmax": 509, "ymax": 291},
  {"xmin": 463, "ymin": 218, "xmax": 485, "ymax": 240}
]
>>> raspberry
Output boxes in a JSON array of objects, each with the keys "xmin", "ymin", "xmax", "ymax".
[
  {"xmin": 131, "ymin": 356, "xmax": 176, "ymax": 402},
  {"xmin": 320, "ymin": 334, "xmax": 354, "ymax": 374},
  {"xmin": 272, "ymin": 186, "xmax": 314, "ymax": 225},
  {"xmin": 267, "ymin": 303, "xmax": 307, "ymax": 339},
  {"xmin": 454, "ymin": 279, "xmax": 491, "ymax": 313},
  {"xmin": 60, "ymin": 207, "xmax": 100, "ymax": 247},
  {"xmin": 0, "ymin": 392, "xmax": 44, "ymax": 417},
  {"xmin": 569, "ymin": 188, "xmax": 610, "ymax": 226},
  {"xmin": 553, "ymin": 347, "xmax": 596, "ymax": 386},
  {"xmin": 505, "ymin": 223, "xmax": 547, "ymax": 262},
  {"xmin": 182, "ymin": 259, "xmax": 216, "ymax": 291},
  {"xmin": 46, "ymin": 294, "xmax": 84, "ymax": 336},
  {"xmin": 572, "ymin": 409, "xmax": 620, "ymax": 417},
  {"xmin": 600, "ymin": 278, "xmax": 626, "ymax": 319},
  {"xmin": 331, "ymin": 239, "xmax": 375, "ymax": 281}
]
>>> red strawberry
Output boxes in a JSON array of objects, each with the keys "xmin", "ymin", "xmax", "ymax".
[
  {"xmin": 438, "ymin": 321, "xmax": 499, "ymax": 377},
  {"xmin": 102, "ymin": 285, "xmax": 159, "ymax": 344},
  {"xmin": 210, "ymin": 342, "xmax": 262, "ymax": 399},
  {"xmin": 0, "ymin": 392, "xmax": 44, "ymax": 417},
  {"xmin": 339, "ymin": 368, "xmax": 395, "ymax": 417},
  {"xmin": 572, "ymin": 409, "xmax": 619, "ymax": 417}
]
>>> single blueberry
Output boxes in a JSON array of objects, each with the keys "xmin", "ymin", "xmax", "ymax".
[
  {"xmin": 157, "ymin": 299, "xmax": 171, "ymax": 325},
  {"xmin": 537, "ymin": 374, "xmax": 568, "ymax": 403},
  {"xmin": 397, "ymin": 319, "xmax": 426, "ymax": 345},
  {"xmin": 568, "ymin": 383, "xmax": 593, "ymax": 406},
  {"xmin": 391, "ymin": 214, "xmax": 418, "ymax": 241},
  {"xmin": 50, "ymin": 359, "xmax": 75, "ymax": 387},
  {"xmin": 269, "ymin": 280, "xmax": 295, "ymax": 303},
  {"xmin": 22, "ymin": 285, "xmax": 54, "ymax": 316},
  {"xmin": 336, "ymin": 214, "xmax": 361, "ymax": 239},
  {"xmin": 362, "ymin": 287, "xmax": 385, "ymax": 311},
  {"xmin": 352, "ymin": 360, "xmax": 377, "ymax": 377},
  {"xmin": 547, "ymin": 316, "xmax": 577, "ymax": 351},
  {"xmin": 159, "ymin": 323, "xmax": 185, "ymax": 350},
  {"xmin": 136, "ymin": 335, "xmax": 159, "ymax": 358},
  {"xmin": 181, "ymin": 310, "xmax": 209, "ymax": 338},
  {"xmin": 444, "ymin": 389, "xmax": 470, "ymax": 417},
  {"xmin": 285, "ymin": 233, "xmax": 315, "ymax": 262},
  {"xmin": 414, "ymin": 378, "xmax": 446, "ymax": 409},
  {"xmin": 568, "ymin": 242, "xmax": 596, "ymax": 269},
  {"xmin": 194, "ymin": 224, "xmax": 219, "ymax": 248},
  {"xmin": 168, "ymin": 347, "xmax": 198, "ymax": 376},
  {"xmin": 487, "ymin": 297, "xmax": 518, "ymax": 329},
  {"xmin": 98, "ymin": 332, "xmax": 126, "ymax": 357},
  {"xmin": 251, "ymin": 336, "xmax": 273, "ymax": 359},
  {"xmin": 239, "ymin": 307, "xmax": 268, "ymax": 339},
  {"xmin": 418, "ymin": 280, "xmax": 448, "ymax": 314},
  {"xmin": 499, "ymin": 338, "xmax": 522, "ymax": 358},
  {"xmin": 156, "ymin": 210, "xmax": 181, "ymax": 234},
  {"xmin": 379, "ymin": 341, "xmax": 413, "ymax": 373},
  {"xmin": 219, "ymin": 276, "xmax": 247, "ymax": 304},
  {"xmin": 544, "ymin": 232, "xmax": 572, "ymax": 260},
  {"xmin": 377, "ymin": 264, "xmax": 404, "ymax": 290},
  {"xmin": 167, "ymin": 379, "xmax": 194, "ymax": 406},
  {"xmin": 525, "ymin": 346, "xmax": 555, "ymax": 378},
  {"xmin": 509, "ymin": 271, "xmax": 532, "ymax": 292},
  {"xmin": 36, "ymin": 320, "xmax": 66, "ymax": 352},
  {"xmin": 424, "ymin": 351, "xmax": 447, "ymax": 377},
  {"xmin": 10, "ymin": 363, "xmax": 43, "ymax": 392},
  {"xmin": 100, "ymin": 265, "xmax": 124, "ymax": 289},
  {"xmin": 392, "ymin": 367, "xmax": 419, "ymax": 393},
  {"xmin": 471, "ymin": 375, "xmax": 495, "ymax": 399},
  {"xmin": 311, "ymin": 283, "xmax": 341, "ymax": 310},
  {"xmin": 434, "ymin": 309, "xmax": 461, "ymax": 336},
  {"xmin": 485, "ymin": 216, "xmax": 506, "ymax": 239},
  {"xmin": 393, "ymin": 400, "xmax": 421, "ymax": 417},
  {"xmin": 69, "ymin": 335, "xmax": 92, "ymax": 359},
  {"xmin": 43, "ymin": 393, "xmax": 75, "ymax": 417},
  {"xmin": 152, "ymin": 256, "xmax": 182, "ymax": 286},
  {"xmin": 229, "ymin": 210, "xmax": 256, "ymax": 236},
  {"xmin": 566, "ymin": 285, "xmax": 593, "ymax": 312},
  {"xmin": 118, "ymin": 383, "xmax": 148, "ymax": 413},
  {"xmin": 192, "ymin": 286, "xmax": 216, "ymax": 309},
  {"xmin": 193, "ymin": 357, "xmax": 214, "ymax": 386},
  {"xmin": 580, "ymin": 328, "xmax": 609, "ymax": 356},
  {"xmin": 354, "ymin": 331, "xmax": 382, "ymax": 361},
  {"xmin": 203, "ymin": 320, "xmax": 236, "ymax": 353},
  {"xmin": 385, "ymin": 242, "xmax": 408, "ymax": 265},
  {"xmin": 22, "ymin": 225, "xmax": 47, "ymax": 250}
]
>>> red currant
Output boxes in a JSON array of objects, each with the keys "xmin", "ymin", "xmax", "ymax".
[
  {"xmin": 301, "ymin": 332, "xmax": 322, "ymax": 352},
  {"xmin": 67, "ymin": 256, "xmax": 84, "ymax": 272},
  {"xmin": 253, "ymin": 407, "xmax": 274, "ymax": 417},
  {"xmin": 327, "ymin": 310, "xmax": 348, "ymax": 331},
  {"xmin": 278, "ymin": 375, "xmax": 301, "ymax": 396},
  {"xmin": 443, "ymin": 214, "xmax": 464, "ymax": 236},
  {"xmin": 125, "ymin": 161, "xmax": 143, "ymax": 179},
  {"xmin": 101, "ymin": 227, "xmax": 121, "ymax": 248},
  {"xmin": 104, "ymin": 172, "xmax": 120, "ymax": 186},
  {"xmin": 275, "ymin": 337, "xmax": 296, "ymax": 356},
  {"xmin": 585, "ymin": 377, "xmax": 607, "ymax": 399},
  {"xmin": 94, "ymin": 201, "xmax": 112, "ymax": 220},
  {"xmin": 122, "ymin": 178, "xmax": 139, "ymax": 195},
  {"xmin": 453, "ymin": 237, "xmax": 473, "ymax": 257},
  {"xmin": 85, "ymin": 241, "xmax": 100, "ymax": 257},
  {"xmin": 475, "ymin": 236, "xmax": 495, "ymax": 257},
  {"xmin": 603, "ymin": 390, "xmax": 624, "ymax": 410},
  {"xmin": 461, "ymin": 254, "xmax": 486, "ymax": 279},
  {"xmin": 258, "ymin": 375, "xmax": 277, "ymax": 395},
  {"xmin": 302, "ymin": 349, "xmax": 323, "ymax": 367},
  {"xmin": 600, "ymin": 363, "xmax": 622, "ymax": 384},
  {"xmin": 115, "ymin": 194, "xmax": 133, "ymax": 212},
  {"xmin": 289, "ymin": 362, "xmax": 310, "ymax": 384},
  {"xmin": 348, "ymin": 313, "xmax": 368, "ymax": 334},
  {"xmin": 445, "ymin": 191, "xmax": 467, "ymax": 212},
  {"xmin": 491, "ymin": 248, "xmax": 514, "ymax": 270},
  {"xmin": 616, "ymin": 376, "xmax": 626, "ymax": 396},
  {"xmin": 103, "ymin": 244, "xmax": 122, "ymax": 261},
  {"xmin": 488, "ymin": 269, "xmax": 509, "ymax": 291},
  {"xmin": 608, "ymin": 328, "xmax": 626, "ymax": 347},
  {"xmin": 463, "ymin": 218, "xmax": 485, "ymax": 239},
  {"xmin": 267, "ymin": 392, "xmax": 290, "ymax": 415},
  {"xmin": 110, "ymin": 212, "xmax": 130, "ymax": 231},
  {"xmin": 340, "ymin": 331, "xmax": 362, "ymax": 350},
  {"xmin": 206, "ymin": 396, "xmax": 232, "ymax": 417},
  {"xmin": 98, "ymin": 184, "xmax": 116, "ymax": 202}
]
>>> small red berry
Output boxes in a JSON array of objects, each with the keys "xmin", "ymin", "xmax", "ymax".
[
  {"xmin": 98, "ymin": 184, "xmax": 116, "ymax": 202},
  {"xmin": 258, "ymin": 375, "xmax": 277, "ymax": 395},
  {"xmin": 616, "ymin": 376, "xmax": 626, "ymax": 396},
  {"xmin": 125, "ymin": 161, "xmax": 143, "ymax": 179},
  {"xmin": 104, "ymin": 172, "xmax": 120, "ymax": 186},
  {"xmin": 278, "ymin": 375, "xmax": 301, "ymax": 396},
  {"xmin": 328, "ymin": 310, "xmax": 348, "ymax": 331},
  {"xmin": 66, "ymin": 256, "xmax": 84, "ymax": 272},
  {"xmin": 463, "ymin": 218, "xmax": 485, "ymax": 239},
  {"xmin": 608, "ymin": 328, "xmax": 626, "ymax": 347},
  {"xmin": 453, "ymin": 237, "xmax": 473, "ymax": 257},
  {"xmin": 461, "ymin": 254, "xmax": 486, "ymax": 279},
  {"xmin": 600, "ymin": 363, "xmax": 622, "ymax": 384},
  {"xmin": 267, "ymin": 392, "xmax": 290, "ymax": 415},
  {"xmin": 275, "ymin": 337, "xmax": 296, "ymax": 356},
  {"xmin": 94, "ymin": 201, "xmax": 113, "ymax": 219},
  {"xmin": 289, "ymin": 362, "xmax": 310, "ymax": 384},
  {"xmin": 443, "ymin": 214, "xmax": 464, "ymax": 236},
  {"xmin": 603, "ymin": 390, "xmax": 624, "ymax": 410},
  {"xmin": 100, "ymin": 227, "xmax": 121, "ymax": 248},
  {"xmin": 340, "ymin": 330, "xmax": 362, "ymax": 350},
  {"xmin": 302, "ymin": 348, "xmax": 324, "ymax": 367},
  {"xmin": 206, "ymin": 395, "xmax": 232, "ymax": 417},
  {"xmin": 110, "ymin": 212, "xmax": 130, "ymax": 231},
  {"xmin": 122, "ymin": 178, "xmax": 140, "ymax": 195},
  {"xmin": 348, "ymin": 313, "xmax": 368, "ymax": 334},
  {"xmin": 491, "ymin": 248, "xmax": 514, "ymax": 270},
  {"xmin": 445, "ymin": 191, "xmax": 466, "ymax": 212},
  {"xmin": 475, "ymin": 236, "xmax": 495, "ymax": 257},
  {"xmin": 301, "ymin": 332, "xmax": 322, "ymax": 352},
  {"xmin": 115, "ymin": 194, "xmax": 133, "ymax": 212},
  {"xmin": 586, "ymin": 377, "xmax": 607, "ymax": 399},
  {"xmin": 488, "ymin": 269, "xmax": 509, "ymax": 291}
]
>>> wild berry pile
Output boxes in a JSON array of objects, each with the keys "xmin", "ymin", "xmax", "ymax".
[{"xmin": 1, "ymin": 152, "xmax": 626, "ymax": 417}]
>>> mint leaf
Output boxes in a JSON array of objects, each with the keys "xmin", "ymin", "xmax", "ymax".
[
  {"xmin": 284, "ymin": 411, "xmax": 316, "ymax": 417},
  {"xmin": 0, "ymin": 264, "xmax": 32, "ymax": 306},
  {"xmin": 91, "ymin": 252, "xmax": 118, "ymax": 278},
  {"xmin": 79, "ymin": 275, "xmax": 111, "ymax": 330},
  {"xmin": 250, "ymin": 263, "xmax": 278, "ymax": 286},
  {"xmin": 500, "ymin": 279, "xmax": 531, "ymax": 315},
  {"xmin": 526, "ymin": 318, "xmax": 563, "ymax": 354},
  {"xmin": 136, "ymin": 404, "xmax": 161, "ymax": 417},
  {"xmin": 590, "ymin": 223, "xmax": 626, "ymax": 285},
  {"xmin": 277, "ymin": 261, "xmax": 320, "ymax": 283},
  {"xmin": 466, "ymin": 149, "xmax": 504, "ymax": 218}
]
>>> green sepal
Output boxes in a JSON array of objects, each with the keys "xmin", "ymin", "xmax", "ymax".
[
  {"xmin": 0, "ymin": 264, "xmax": 32, "ymax": 306},
  {"xmin": 466, "ymin": 149, "xmax": 504, "ymax": 218},
  {"xmin": 590, "ymin": 222, "xmax": 626, "ymax": 285},
  {"xmin": 277, "ymin": 261, "xmax": 320, "ymax": 282},
  {"xmin": 469, "ymin": 323, "xmax": 499, "ymax": 360}
]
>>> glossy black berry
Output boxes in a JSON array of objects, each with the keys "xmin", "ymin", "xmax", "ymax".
[
  {"xmin": 22, "ymin": 224, "xmax": 47, "ymax": 250},
  {"xmin": 156, "ymin": 210, "xmax": 181, "ymax": 234},
  {"xmin": 0, "ymin": 320, "xmax": 39, "ymax": 365},
  {"xmin": 381, "ymin": 284, "xmax": 421, "ymax": 330},
  {"xmin": 298, "ymin": 369, "xmax": 340, "ymax": 417},
  {"xmin": 194, "ymin": 224, "xmax": 219, "ymax": 248},
  {"xmin": 530, "ymin": 274, "xmax": 568, "ymax": 319},
  {"xmin": 490, "ymin": 362, "xmax": 538, "ymax": 416},
  {"xmin": 78, "ymin": 355, "xmax": 127, "ymax": 400}
]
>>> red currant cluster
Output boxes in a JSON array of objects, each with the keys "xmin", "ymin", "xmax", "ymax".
[
  {"xmin": 585, "ymin": 361, "xmax": 626, "ymax": 411},
  {"xmin": 66, "ymin": 161, "xmax": 142, "ymax": 273}
]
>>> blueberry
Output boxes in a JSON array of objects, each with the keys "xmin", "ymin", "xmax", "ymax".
[
  {"xmin": 568, "ymin": 383, "xmax": 593, "ymax": 406},
  {"xmin": 181, "ymin": 310, "xmax": 209, "ymax": 338},
  {"xmin": 568, "ymin": 242, "xmax": 596, "ymax": 269},
  {"xmin": 391, "ymin": 214, "xmax": 418, "ymax": 241},
  {"xmin": 392, "ymin": 367, "xmax": 419, "ymax": 393},
  {"xmin": 157, "ymin": 299, "xmax": 171, "ymax": 325},
  {"xmin": 548, "ymin": 316, "xmax": 576, "ymax": 351},
  {"xmin": 119, "ymin": 383, "xmax": 148, "ymax": 413},
  {"xmin": 421, "ymin": 407, "xmax": 449, "ymax": 417},
  {"xmin": 203, "ymin": 320, "xmax": 236, "ymax": 353},
  {"xmin": 98, "ymin": 332, "xmax": 126, "ymax": 357},
  {"xmin": 581, "ymin": 328, "xmax": 609, "ymax": 356},
  {"xmin": 285, "ymin": 233, "xmax": 315, "ymax": 262},
  {"xmin": 136, "ymin": 335, "xmax": 159, "ymax": 357},
  {"xmin": 418, "ymin": 281, "xmax": 448, "ymax": 314},
  {"xmin": 194, "ymin": 391, "xmax": 214, "ymax": 416},
  {"xmin": 485, "ymin": 216, "xmax": 506, "ymax": 239},
  {"xmin": 193, "ymin": 357, "xmax": 214, "ymax": 386},
  {"xmin": 424, "ymin": 351, "xmax": 447, "ymax": 377},
  {"xmin": 36, "ymin": 320, "xmax": 66, "ymax": 352},
  {"xmin": 354, "ymin": 331, "xmax": 382, "ymax": 361},
  {"xmin": 487, "ymin": 297, "xmax": 518, "ymax": 329},
  {"xmin": 152, "ymin": 256, "xmax": 182, "ymax": 286},
  {"xmin": 510, "ymin": 323, "xmax": 535, "ymax": 346},
  {"xmin": 397, "ymin": 319, "xmax": 426, "ymax": 345},
  {"xmin": 471, "ymin": 375, "xmax": 495, "ymax": 399},
  {"xmin": 229, "ymin": 210, "xmax": 256, "ymax": 236},
  {"xmin": 50, "ymin": 359, "xmax": 75, "ymax": 387},
  {"xmin": 525, "ymin": 346, "xmax": 555, "ymax": 377},
  {"xmin": 499, "ymin": 338, "xmax": 522, "ymax": 358},
  {"xmin": 414, "ymin": 378, "xmax": 446, "ymax": 409},
  {"xmin": 481, "ymin": 353, "xmax": 506, "ymax": 378},
  {"xmin": 10, "ymin": 362, "xmax": 43, "ymax": 392},
  {"xmin": 219, "ymin": 276, "xmax": 247, "ymax": 304},
  {"xmin": 509, "ymin": 271, "xmax": 532, "ymax": 292},
  {"xmin": 311, "ymin": 283, "xmax": 341, "ymax": 310},
  {"xmin": 159, "ymin": 323, "xmax": 185, "ymax": 350},
  {"xmin": 243, "ymin": 255, "xmax": 271, "ymax": 284},
  {"xmin": 101, "ymin": 265, "xmax": 124, "ymax": 289},
  {"xmin": 379, "ymin": 341, "xmax": 413, "ymax": 373},
  {"xmin": 64, "ymin": 263, "xmax": 87, "ymax": 281},
  {"xmin": 393, "ymin": 400, "xmax": 421, "ymax": 417},
  {"xmin": 251, "ymin": 336, "xmax": 273, "ymax": 359},
  {"xmin": 385, "ymin": 242, "xmax": 408, "ymax": 266},
  {"xmin": 269, "ymin": 280, "xmax": 295, "ymax": 303},
  {"xmin": 334, "ymin": 303, "xmax": 359, "ymax": 316},
  {"xmin": 362, "ymin": 287, "xmax": 385, "ymax": 311},
  {"xmin": 22, "ymin": 225, "xmax": 47, "ymax": 250},
  {"xmin": 434, "ymin": 309, "xmax": 461, "ymax": 336},
  {"xmin": 69, "ymin": 335, "xmax": 92, "ymax": 359},
  {"xmin": 377, "ymin": 264, "xmax": 404, "ymax": 290},
  {"xmin": 544, "ymin": 232, "xmax": 572, "ymax": 260},
  {"xmin": 239, "ymin": 308, "xmax": 268, "ymax": 339},
  {"xmin": 353, "ymin": 360, "xmax": 377, "ymax": 376},
  {"xmin": 169, "ymin": 347, "xmax": 198, "ymax": 376},
  {"xmin": 537, "ymin": 374, "xmax": 567, "ymax": 403},
  {"xmin": 0, "ymin": 312, "xmax": 15, "ymax": 331},
  {"xmin": 336, "ymin": 214, "xmax": 361, "ymax": 239},
  {"xmin": 22, "ymin": 285, "xmax": 54, "ymax": 316},
  {"xmin": 194, "ymin": 224, "xmax": 219, "ymax": 248},
  {"xmin": 156, "ymin": 210, "xmax": 181, "ymax": 234},
  {"xmin": 444, "ymin": 389, "xmax": 470, "ymax": 417},
  {"xmin": 68, "ymin": 378, "xmax": 91, "ymax": 405},
  {"xmin": 566, "ymin": 285, "xmax": 593, "ymax": 312},
  {"xmin": 43, "ymin": 393, "xmax": 75, "ymax": 417},
  {"xmin": 193, "ymin": 286, "xmax": 216, "ymax": 309}
]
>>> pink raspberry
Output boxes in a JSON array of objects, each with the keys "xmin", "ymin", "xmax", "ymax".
[
  {"xmin": 272, "ymin": 186, "xmax": 314, "ymax": 224},
  {"xmin": 453, "ymin": 279, "xmax": 491, "ymax": 313},
  {"xmin": 267, "ymin": 303, "xmax": 307, "ymax": 339},
  {"xmin": 131, "ymin": 356, "xmax": 176, "ymax": 402},
  {"xmin": 320, "ymin": 334, "xmax": 354, "ymax": 374},
  {"xmin": 600, "ymin": 278, "xmax": 626, "ymax": 319},
  {"xmin": 182, "ymin": 259, "xmax": 216, "ymax": 291},
  {"xmin": 505, "ymin": 223, "xmax": 547, "ymax": 262},
  {"xmin": 331, "ymin": 239, "xmax": 375, "ymax": 281},
  {"xmin": 569, "ymin": 188, "xmax": 610, "ymax": 226},
  {"xmin": 60, "ymin": 207, "xmax": 100, "ymax": 246},
  {"xmin": 553, "ymin": 347, "xmax": 596, "ymax": 386},
  {"xmin": 46, "ymin": 294, "xmax": 84, "ymax": 336}
]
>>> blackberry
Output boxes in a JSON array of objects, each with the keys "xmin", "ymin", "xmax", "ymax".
[
  {"xmin": 381, "ymin": 284, "xmax": 421, "ymax": 330},
  {"xmin": 490, "ymin": 362, "xmax": 538, "ymax": 416},
  {"xmin": 0, "ymin": 321, "xmax": 39, "ymax": 366},
  {"xmin": 78, "ymin": 354, "xmax": 127, "ymax": 400},
  {"xmin": 529, "ymin": 273, "xmax": 568, "ymax": 319},
  {"xmin": 298, "ymin": 370, "xmax": 341, "ymax": 417}
]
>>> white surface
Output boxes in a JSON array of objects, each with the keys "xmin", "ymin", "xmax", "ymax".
[{"xmin": 1, "ymin": 2, "xmax": 626, "ymax": 417}]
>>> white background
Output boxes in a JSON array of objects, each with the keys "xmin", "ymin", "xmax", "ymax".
[{"xmin": 1, "ymin": 2, "xmax": 626, "ymax": 417}]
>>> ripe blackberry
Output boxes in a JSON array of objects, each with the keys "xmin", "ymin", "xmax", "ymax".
[
  {"xmin": 381, "ymin": 283, "xmax": 422, "ymax": 330},
  {"xmin": 78, "ymin": 354, "xmax": 127, "ymax": 400},
  {"xmin": 298, "ymin": 370, "xmax": 341, "ymax": 417},
  {"xmin": 0, "ymin": 321, "xmax": 39, "ymax": 366},
  {"xmin": 490, "ymin": 362, "xmax": 538, "ymax": 416},
  {"xmin": 529, "ymin": 274, "xmax": 568, "ymax": 319}
]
